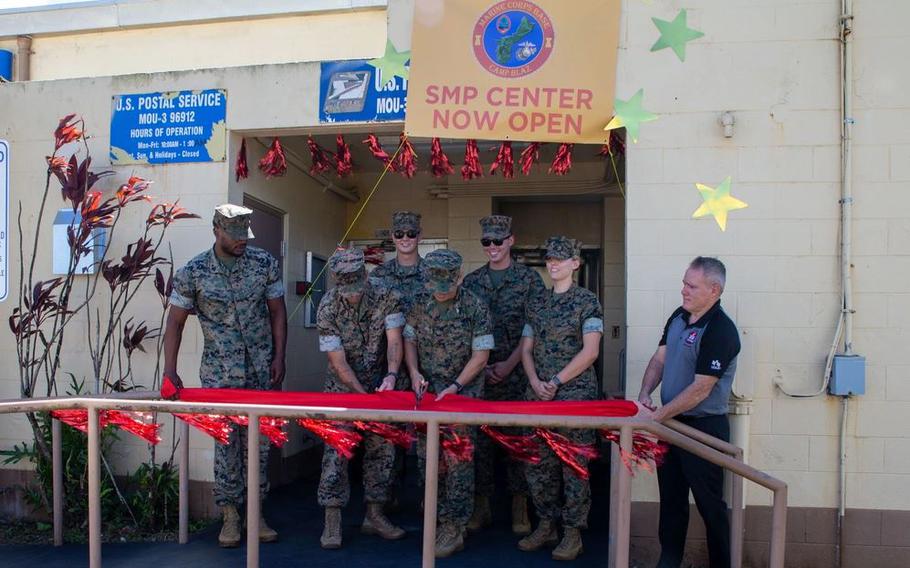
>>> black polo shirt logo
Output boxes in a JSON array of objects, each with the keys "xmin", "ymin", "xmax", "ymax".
[{"xmin": 685, "ymin": 330, "xmax": 698, "ymax": 345}]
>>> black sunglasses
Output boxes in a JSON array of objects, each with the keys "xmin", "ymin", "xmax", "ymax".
[
  {"xmin": 393, "ymin": 230, "xmax": 419, "ymax": 239},
  {"xmin": 480, "ymin": 236, "xmax": 510, "ymax": 247}
]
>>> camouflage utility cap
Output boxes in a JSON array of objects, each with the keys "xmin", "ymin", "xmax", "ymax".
[
  {"xmin": 214, "ymin": 204, "xmax": 255, "ymax": 240},
  {"xmin": 424, "ymin": 249, "xmax": 462, "ymax": 294},
  {"xmin": 545, "ymin": 236, "xmax": 582, "ymax": 260},
  {"xmin": 330, "ymin": 248, "xmax": 367, "ymax": 293},
  {"xmin": 479, "ymin": 215, "xmax": 512, "ymax": 239},
  {"xmin": 392, "ymin": 210, "xmax": 421, "ymax": 232}
]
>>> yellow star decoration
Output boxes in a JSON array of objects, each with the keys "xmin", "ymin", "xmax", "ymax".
[
  {"xmin": 367, "ymin": 40, "xmax": 411, "ymax": 83},
  {"xmin": 691, "ymin": 177, "xmax": 748, "ymax": 231}
]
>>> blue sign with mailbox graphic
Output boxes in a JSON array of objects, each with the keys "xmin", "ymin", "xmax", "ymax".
[
  {"xmin": 110, "ymin": 89, "xmax": 227, "ymax": 165},
  {"xmin": 319, "ymin": 60, "xmax": 407, "ymax": 123}
]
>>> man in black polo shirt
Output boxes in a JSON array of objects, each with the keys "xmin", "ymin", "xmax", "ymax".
[{"xmin": 637, "ymin": 256, "xmax": 740, "ymax": 568}]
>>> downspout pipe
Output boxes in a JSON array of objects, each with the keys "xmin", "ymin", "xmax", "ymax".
[{"xmin": 16, "ymin": 35, "xmax": 31, "ymax": 82}]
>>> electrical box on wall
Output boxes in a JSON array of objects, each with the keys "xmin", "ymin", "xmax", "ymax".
[{"xmin": 829, "ymin": 354, "xmax": 865, "ymax": 396}]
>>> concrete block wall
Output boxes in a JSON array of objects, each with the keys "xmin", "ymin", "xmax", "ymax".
[{"xmin": 620, "ymin": 0, "xmax": 910, "ymax": 524}]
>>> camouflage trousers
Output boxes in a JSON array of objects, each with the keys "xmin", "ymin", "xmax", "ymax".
[
  {"xmin": 318, "ymin": 425, "xmax": 396, "ymax": 507},
  {"xmin": 418, "ymin": 425, "xmax": 475, "ymax": 526},
  {"xmin": 475, "ymin": 373, "xmax": 527, "ymax": 497},
  {"xmin": 525, "ymin": 427, "xmax": 594, "ymax": 528},
  {"xmin": 202, "ymin": 366, "xmax": 271, "ymax": 508}
]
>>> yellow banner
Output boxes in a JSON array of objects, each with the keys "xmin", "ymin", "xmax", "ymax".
[{"xmin": 406, "ymin": 0, "xmax": 621, "ymax": 143}]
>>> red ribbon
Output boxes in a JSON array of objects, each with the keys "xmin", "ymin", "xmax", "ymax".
[
  {"xmin": 480, "ymin": 425, "xmax": 540, "ymax": 464},
  {"xmin": 335, "ymin": 134, "xmax": 353, "ymax": 178},
  {"xmin": 298, "ymin": 419, "xmax": 362, "ymax": 459},
  {"xmin": 441, "ymin": 426, "xmax": 474, "ymax": 463},
  {"xmin": 392, "ymin": 133, "xmax": 418, "ymax": 178},
  {"xmin": 536, "ymin": 428, "xmax": 599, "ymax": 480},
  {"xmin": 175, "ymin": 413, "xmax": 233, "ymax": 445},
  {"xmin": 461, "ymin": 139, "xmax": 483, "ymax": 180},
  {"xmin": 234, "ymin": 138, "xmax": 249, "ymax": 182},
  {"xmin": 549, "ymin": 143, "xmax": 574, "ymax": 176},
  {"xmin": 489, "ymin": 141, "xmax": 514, "ymax": 179},
  {"xmin": 258, "ymin": 138, "xmax": 287, "ymax": 178},
  {"xmin": 362, "ymin": 134, "xmax": 398, "ymax": 171},
  {"xmin": 228, "ymin": 416, "xmax": 289, "ymax": 447},
  {"xmin": 597, "ymin": 130, "xmax": 626, "ymax": 161},
  {"xmin": 519, "ymin": 142, "xmax": 542, "ymax": 175},
  {"xmin": 307, "ymin": 136, "xmax": 334, "ymax": 176},
  {"xmin": 51, "ymin": 409, "xmax": 161, "ymax": 445},
  {"xmin": 429, "ymin": 137, "xmax": 454, "ymax": 177}
]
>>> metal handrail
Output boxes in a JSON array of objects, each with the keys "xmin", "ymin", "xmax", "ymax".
[{"xmin": 0, "ymin": 394, "xmax": 787, "ymax": 568}]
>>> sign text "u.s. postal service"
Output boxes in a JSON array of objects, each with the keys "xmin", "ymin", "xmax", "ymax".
[{"xmin": 110, "ymin": 90, "xmax": 227, "ymax": 165}]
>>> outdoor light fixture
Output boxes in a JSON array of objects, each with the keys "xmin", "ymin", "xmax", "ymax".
[{"xmin": 720, "ymin": 111, "xmax": 735, "ymax": 138}]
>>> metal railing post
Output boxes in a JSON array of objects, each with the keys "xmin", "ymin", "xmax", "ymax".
[
  {"xmin": 52, "ymin": 417, "xmax": 63, "ymax": 546},
  {"xmin": 421, "ymin": 420, "xmax": 440, "ymax": 568},
  {"xmin": 178, "ymin": 419, "xmax": 190, "ymax": 544},
  {"xmin": 87, "ymin": 406, "xmax": 102, "ymax": 568},
  {"xmin": 731, "ymin": 467, "xmax": 744, "ymax": 568},
  {"xmin": 770, "ymin": 485, "xmax": 788, "ymax": 568},
  {"xmin": 614, "ymin": 425, "xmax": 633, "ymax": 568},
  {"xmin": 246, "ymin": 413, "xmax": 261, "ymax": 568},
  {"xmin": 608, "ymin": 440, "xmax": 619, "ymax": 568}
]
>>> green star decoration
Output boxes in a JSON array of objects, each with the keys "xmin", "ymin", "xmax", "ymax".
[
  {"xmin": 691, "ymin": 177, "xmax": 748, "ymax": 232},
  {"xmin": 367, "ymin": 40, "xmax": 411, "ymax": 83},
  {"xmin": 651, "ymin": 9, "xmax": 704, "ymax": 62},
  {"xmin": 604, "ymin": 89, "xmax": 659, "ymax": 144}
]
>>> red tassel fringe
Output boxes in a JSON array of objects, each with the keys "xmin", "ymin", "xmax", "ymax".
[
  {"xmin": 597, "ymin": 130, "xmax": 626, "ymax": 161},
  {"xmin": 51, "ymin": 409, "xmax": 161, "ymax": 445},
  {"xmin": 549, "ymin": 143, "xmax": 574, "ymax": 176},
  {"xmin": 175, "ymin": 414, "xmax": 233, "ymax": 445},
  {"xmin": 235, "ymin": 138, "xmax": 249, "ymax": 182},
  {"xmin": 229, "ymin": 416, "xmax": 289, "ymax": 447},
  {"xmin": 307, "ymin": 136, "xmax": 334, "ymax": 176},
  {"xmin": 429, "ymin": 137, "xmax": 455, "ymax": 177},
  {"xmin": 461, "ymin": 139, "xmax": 483, "ymax": 180},
  {"xmin": 536, "ymin": 428, "xmax": 598, "ymax": 479},
  {"xmin": 441, "ymin": 426, "xmax": 475, "ymax": 462},
  {"xmin": 489, "ymin": 141, "xmax": 514, "ymax": 179},
  {"xmin": 520, "ymin": 142, "xmax": 542, "ymax": 175},
  {"xmin": 258, "ymin": 138, "xmax": 288, "ymax": 178},
  {"xmin": 354, "ymin": 421, "xmax": 415, "ymax": 449},
  {"xmin": 480, "ymin": 425, "xmax": 540, "ymax": 464},
  {"xmin": 298, "ymin": 419, "xmax": 363, "ymax": 459},
  {"xmin": 362, "ymin": 134, "xmax": 398, "ymax": 172},
  {"xmin": 601, "ymin": 430, "xmax": 668, "ymax": 475},
  {"xmin": 392, "ymin": 133, "xmax": 418, "ymax": 178},
  {"xmin": 335, "ymin": 134, "xmax": 353, "ymax": 178}
]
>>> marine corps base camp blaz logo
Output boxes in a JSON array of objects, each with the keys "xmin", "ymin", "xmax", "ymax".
[{"xmin": 473, "ymin": 0, "xmax": 554, "ymax": 78}]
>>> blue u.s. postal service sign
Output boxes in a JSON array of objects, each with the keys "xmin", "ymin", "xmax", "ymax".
[
  {"xmin": 319, "ymin": 60, "xmax": 407, "ymax": 123},
  {"xmin": 110, "ymin": 89, "xmax": 227, "ymax": 165}
]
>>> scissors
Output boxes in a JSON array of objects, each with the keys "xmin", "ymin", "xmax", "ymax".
[{"xmin": 414, "ymin": 380, "xmax": 428, "ymax": 410}]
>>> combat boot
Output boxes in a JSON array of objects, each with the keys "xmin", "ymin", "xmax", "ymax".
[
  {"xmin": 362, "ymin": 502, "xmax": 406, "ymax": 539},
  {"xmin": 259, "ymin": 515, "xmax": 278, "ymax": 543},
  {"xmin": 434, "ymin": 522, "xmax": 465, "ymax": 558},
  {"xmin": 466, "ymin": 494, "xmax": 492, "ymax": 532},
  {"xmin": 511, "ymin": 494, "xmax": 531, "ymax": 535},
  {"xmin": 320, "ymin": 507, "xmax": 342, "ymax": 549},
  {"xmin": 517, "ymin": 518, "xmax": 558, "ymax": 552},
  {"xmin": 218, "ymin": 505, "xmax": 241, "ymax": 548},
  {"xmin": 552, "ymin": 527, "xmax": 583, "ymax": 561}
]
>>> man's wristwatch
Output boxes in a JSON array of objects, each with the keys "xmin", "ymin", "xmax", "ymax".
[
  {"xmin": 385, "ymin": 371, "xmax": 399, "ymax": 380},
  {"xmin": 549, "ymin": 375, "xmax": 562, "ymax": 388},
  {"xmin": 452, "ymin": 381, "xmax": 464, "ymax": 394}
]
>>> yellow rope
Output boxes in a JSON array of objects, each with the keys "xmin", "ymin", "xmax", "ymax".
[{"xmin": 287, "ymin": 137, "xmax": 407, "ymax": 322}]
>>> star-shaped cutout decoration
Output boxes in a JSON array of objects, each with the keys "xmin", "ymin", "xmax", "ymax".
[
  {"xmin": 367, "ymin": 40, "xmax": 411, "ymax": 84},
  {"xmin": 651, "ymin": 9, "xmax": 704, "ymax": 62},
  {"xmin": 604, "ymin": 89, "xmax": 658, "ymax": 144},
  {"xmin": 692, "ymin": 177, "xmax": 748, "ymax": 231}
]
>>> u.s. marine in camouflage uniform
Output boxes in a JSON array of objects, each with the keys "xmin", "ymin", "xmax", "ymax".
[
  {"xmin": 517, "ymin": 236, "xmax": 604, "ymax": 561},
  {"xmin": 315, "ymin": 248, "xmax": 407, "ymax": 549},
  {"xmin": 462, "ymin": 215, "xmax": 545, "ymax": 535},
  {"xmin": 403, "ymin": 249, "xmax": 493, "ymax": 558},
  {"xmin": 164, "ymin": 204, "xmax": 287, "ymax": 548}
]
